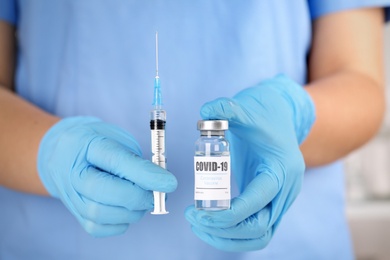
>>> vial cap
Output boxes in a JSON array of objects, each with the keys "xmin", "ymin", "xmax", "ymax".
[{"xmin": 197, "ymin": 120, "xmax": 228, "ymax": 130}]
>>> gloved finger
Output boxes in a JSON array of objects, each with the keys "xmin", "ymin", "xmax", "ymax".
[
  {"xmin": 88, "ymin": 121, "xmax": 143, "ymax": 157},
  {"xmin": 191, "ymin": 226, "xmax": 272, "ymax": 252},
  {"xmin": 185, "ymin": 205, "xmax": 271, "ymax": 239},
  {"xmin": 200, "ymin": 97, "xmax": 273, "ymax": 131},
  {"xmin": 59, "ymin": 190, "xmax": 132, "ymax": 237},
  {"xmin": 80, "ymin": 218, "xmax": 130, "ymax": 237},
  {"xmin": 200, "ymin": 97, "xmax": 288, "ymax": 143},
  {"xmin": 200, "ymin": 98, "xmax": 250, "ymax": 125},
  {"xmin": 72, "ymin": 194, "xmax": 147, "ymax": 225},
  {"xmin": 86, "ymin": 137, "xmax": 177, "ymax": 193},
  {"xmin": 190, "ymin": 166, "xmax": 280, "ymax": 228},
  {"xmin": 72, "ymin": 166, "xmax": 154, "ymax": 210}
]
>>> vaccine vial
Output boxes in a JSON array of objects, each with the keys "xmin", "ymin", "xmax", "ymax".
[{"xmin": 194, "ymin": 120, "xmax": 231, "ymax": 210}]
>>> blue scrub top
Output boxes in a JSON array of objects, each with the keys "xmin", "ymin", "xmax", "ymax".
[{"xmin": 1, "ymin": 1, "xmax": 390, "ymax": 259}]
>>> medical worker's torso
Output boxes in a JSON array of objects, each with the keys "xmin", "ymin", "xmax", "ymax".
[{"xmin": 0, "ymin": 1, "xmax": 353, "ymax": 259}]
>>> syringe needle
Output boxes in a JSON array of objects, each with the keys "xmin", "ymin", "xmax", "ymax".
[
  {"xmin": 153, "ymin": 31, "xmax": 162, "ymax": 109},
  {"xmin": 155, "ymin": 31, "xmax": 159, "ymax": 77}
]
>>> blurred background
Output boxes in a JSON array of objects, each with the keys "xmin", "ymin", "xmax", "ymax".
[{"xmin": 345, "ymin": 23, "xmax": 390, "ymax": 260}]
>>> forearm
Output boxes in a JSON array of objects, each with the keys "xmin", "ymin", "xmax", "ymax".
[
  {"xmin": 0, "ymin": 86, "xmax": 59, "ymax": 195},
  {"xmin": 300, "ymin": 8, "xmax": 385, "ymax": 167},
  {"xmin": 301, "ymin": 71, "xmax": 385, "ymax": 167}
]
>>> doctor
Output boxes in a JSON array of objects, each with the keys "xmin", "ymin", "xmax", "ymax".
[{"xmin": 0, "ymin": 1, "xmax": 389, "ymax": 259}]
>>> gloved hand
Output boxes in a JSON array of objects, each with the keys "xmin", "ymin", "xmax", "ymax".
[
  {"xmin": 38, "ymin": 116, "xmax": 177, "ymax": 237},
  {"xmin": 185, "ymin": 75, "xmax": 315, "ymax": 251}
]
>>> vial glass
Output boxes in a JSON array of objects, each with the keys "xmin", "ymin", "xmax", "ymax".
[{"xmin": 194, "ymin": 120, "xmax": 231, "ymax": 210}]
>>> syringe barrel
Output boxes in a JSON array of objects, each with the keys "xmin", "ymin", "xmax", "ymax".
[
  {"xmin": 150, "ymin": 109, "xmax": 166, "ymax": 122},
  {"xmin": 150, "ymin": 109, "xmax": 169, "ymax": 215},
  {"xmin": 150, "ymin": 109, "xmax": 166, "ymax": 167},
  {"xmin": 150, "ymin": 127, "xmax": 166, "ymax": 167}
]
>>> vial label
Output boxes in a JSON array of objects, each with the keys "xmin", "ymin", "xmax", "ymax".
[{"xmin": 194, "ymin": 156, "xmax": 231, "ymax": 200}]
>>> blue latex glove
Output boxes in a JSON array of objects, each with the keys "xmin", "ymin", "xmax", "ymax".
[
  {"xmin": 185, "ymin": 75, "xmax": 315, "ymax": 251},
  {"xmin": 38, "ymin": 117, "xmax": 177, "ymax": 237}
]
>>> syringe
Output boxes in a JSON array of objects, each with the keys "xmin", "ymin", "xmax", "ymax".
[{"xmin": 150, "ymin": 31, "xmax": 168, "ymax": 215}]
